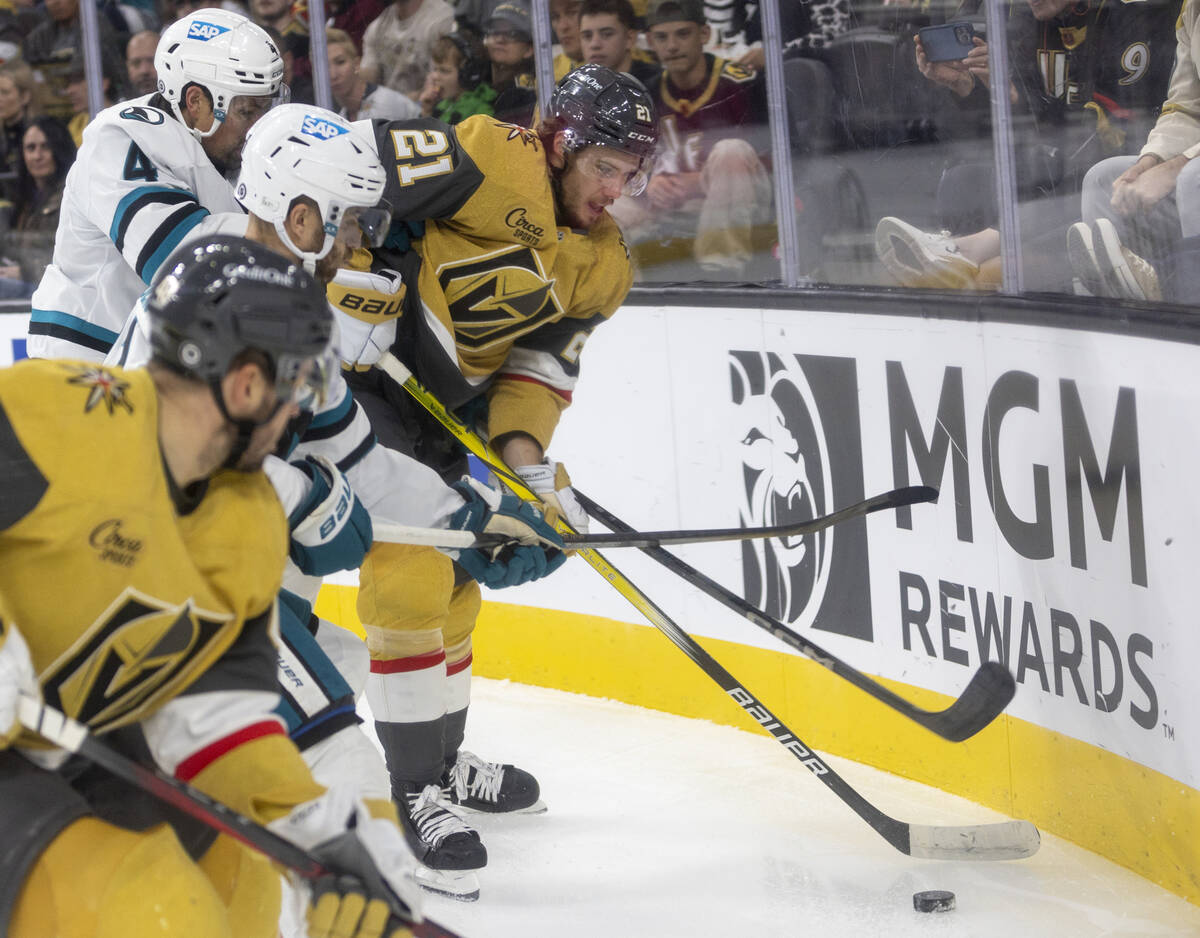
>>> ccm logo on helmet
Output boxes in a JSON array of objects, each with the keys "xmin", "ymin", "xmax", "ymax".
[
  {"xmin": 186, "ymin": 20, "xmax": 230, "ymax": 40},
  {"xmin": 301, "ymin": 115, "xmax": 349, "ymax": 140}
]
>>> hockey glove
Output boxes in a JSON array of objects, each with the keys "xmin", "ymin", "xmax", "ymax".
[
  {"xmin": 513, "ymin": 459, "xmax": 591, "ymax": 534},
  {"xmin": 0, "ymin": 621, "xmax": 37, "ymax": 749},
  {"xmin": 288, "ymin": 455, "xmax": 373, "ymax": 576},
  {"xmin": 448, "ymin": 476, "xmax": 566, "ymax": 589},
  {"xmin": 269, "ymin": 786, "xmax": 421, "ymax": 938}
]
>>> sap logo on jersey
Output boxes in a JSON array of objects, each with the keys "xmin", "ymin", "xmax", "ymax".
[
  {"xmin": 730, "ymin": 351, "xmax": 872, "ymax": 638},
  {"xmin": 300, "ymin": 115, "xmax": 349, "ymax": 140},
  {"xmin": 186, "ymin": 20, "xmax": 230, "ymax": 40}
]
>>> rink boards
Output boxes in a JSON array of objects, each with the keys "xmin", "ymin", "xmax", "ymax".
[{"xmin": 4, "ymin": 293, "xmax": 1196, "ymax": 905}]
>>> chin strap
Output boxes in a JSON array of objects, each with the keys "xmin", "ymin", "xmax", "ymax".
[
  {"xmin": 276, "ymin": 219, "xmax": 331, "ymax": 276},
  {"xmin": 209, "ymin": 379, "xmax": 280, "ymax": 471}
]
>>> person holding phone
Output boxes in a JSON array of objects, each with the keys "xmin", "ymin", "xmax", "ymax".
[{"xmin": 875, "ymin": 0, "xmax": 1178, "ymax": 292}]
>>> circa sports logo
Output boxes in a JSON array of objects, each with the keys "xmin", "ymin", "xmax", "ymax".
[{"xmin": 729, "ymin": 351, "xmax": 873, "ymax": 639}]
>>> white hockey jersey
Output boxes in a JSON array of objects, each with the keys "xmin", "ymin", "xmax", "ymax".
[
  {"xmin": 106, "ymin": 286, "xmax": 463, "ymax": 532},
  {"xmin": 29, "ymin": 94, "xmax": 244, "ymax": 361}
]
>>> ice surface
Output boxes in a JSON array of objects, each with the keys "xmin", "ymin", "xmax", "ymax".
[{"xmin": 362, "ymin": 679, "xmax": 1200, "ymax": 938}]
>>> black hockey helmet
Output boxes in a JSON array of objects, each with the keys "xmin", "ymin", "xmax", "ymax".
[
  {"xmin": 550, "ymin": 64, "xmax": 658, "ymax": 166},
  {"xmin": 146, "ymin": 235, "xmax": 333, "ymax": 408}
]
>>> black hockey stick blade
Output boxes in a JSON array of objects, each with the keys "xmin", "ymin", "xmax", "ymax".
[
  {"xmin": 556, "ymin": 485, "xmax": 939, "ymax": 549},
  {"xmin": 576, "ymin": 492, "xmax": 1016, "ymax": 742},
  {"xmin": 16, "ymin": 697, "xmax": 464, "ymax": 938}
]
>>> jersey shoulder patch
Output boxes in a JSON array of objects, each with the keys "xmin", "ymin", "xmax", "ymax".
[{"xmin": 720, "ymin": 60, "xmax": 757, "ymax": 83}]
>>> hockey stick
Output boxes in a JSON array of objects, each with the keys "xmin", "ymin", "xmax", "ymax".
[
  {"xmin": 576, "ymin": 493, "xmax": 1015, "ymax": 742},
  {"xmin": 380, "ymin": 354, "xmax": 1041, "ymax": 860},
  {"xmin": 370, "ymin": 484, "xmax": 937, "ymax": 552},
  {"xmin": 15, "ymin": 696, "xmax": 464, "ymax": 938}
]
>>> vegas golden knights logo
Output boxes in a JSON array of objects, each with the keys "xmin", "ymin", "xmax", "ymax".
[
  {"xmin": 41, "ymin": 587, "xmax": 232, "ymax": 732},
  {"xmin": 438, "ymin": 245, "xmax": 563, "ymax": 352}
]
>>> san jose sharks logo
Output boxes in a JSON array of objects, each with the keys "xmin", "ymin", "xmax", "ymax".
[{"xmin": 66, "ymin": 365, "xmax": 133, "ymax": 415}]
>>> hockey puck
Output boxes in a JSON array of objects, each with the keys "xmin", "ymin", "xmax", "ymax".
[{"xmin": 913, "ymin": 890, "xmax": 955, "ymax": 913}]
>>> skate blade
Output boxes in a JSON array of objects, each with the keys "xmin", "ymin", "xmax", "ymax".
[
  {"xmin": 456, "ymin": 797, "xmax": 548, "ymax": 816},
  {"xmin": 414, "ymin": 867, "xmax": 480, "ymax": 902}
]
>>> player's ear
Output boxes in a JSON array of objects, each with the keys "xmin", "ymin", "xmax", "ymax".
[
  {"xmin": 183, "ymin": 84, "xmax": 213, "ymax": 123},
  {"xmin": 221, "ymin": 359, "xmax": 272, "ymax": 417},
  {"xmin": 549, "ymin": 132, "xmax": 569, "ymax": 170},
  {"xmin": 700, "ymin": 23, "xmax": 711, "ymax": 44}
]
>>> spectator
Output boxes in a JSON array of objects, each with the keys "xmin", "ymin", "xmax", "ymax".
[
  {"xmin": 260, "ymin": 23, "xmax": 313, "ymax": 103},
  {"xmin": 701, "ymin": 0, "xmax": 851, "ymax": 71},
  {"xmin": 1069, "ymin": 0, "xmax": 1200, "ymax": 301},
  {"xmin": 874, "ymin": 0, "xmax": 1177, "ymax": 292},
  {"xmin": 614, "ymin": 0, "xmax": 770, "ymax": 278},
  {"xmin": 579, "ymin": 0, "xmax": 661, "ymax": 86},
  {"xmin": 451, "ymin": 0, "xmax": 491, "ymax": 33},
  {"xmin": 0, "ymin": 60, "xmax": 38, "ymax": 204},
  {"xmin": 124, "ymin": 28, "xmax": 158, "ymax": 98},
  {"xmin": 22, "ymin": 0, "xmax": 127, "ymax": 122},
  {"xmin": 160, "ymin": 0, "xmax": 249, "ymax": 21},
  {"xmin": 0, "ymin": 115, "xmax": 74, "ymax": 296},
  {"xmin": 360, "ymin": 0, "xmax": 455, "ymax": 99},
  {"xmin": 249, "ymin": 0, "xmax": 293, "ymax": 32},
  {"xmin": 418, "ymin": 31, "xmax": 496, "ymax": 121},
  {"xmin": 0, "ymin": 0, "xmax": 43, "ymax": 61},
  {"xmin": 327, "ymin": 26, "xmax": 419, "ymax": 120},
  {"xmin": 63, "ymin": 47, "xmax": 121, "ymax": 145},
  {"xmin": 551, "ymin": 0, "xmax": 583, "ymax": 80},
  {"xmin": 484, "ymin": 0, "xmax": 537, "ymax": 123}
]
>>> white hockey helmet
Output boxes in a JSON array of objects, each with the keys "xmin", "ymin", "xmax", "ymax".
[
  {"xmin": 155, "ymin": 8, "xmax": 285, "ymax": 139},
  {"xmin": 235, "ymin": 104, "xmax": 391, "ymax": 271}
]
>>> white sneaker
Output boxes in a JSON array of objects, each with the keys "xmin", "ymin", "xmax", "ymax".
[
  {"xmin": 1067, "ymin": 221, "xmax": 1111, "ymax": 297},
  {"xmin": 874, "ymin": 216, "xmax": 979, "ymax": 289},
  {"xmin": 1093, "ymin": 217, "xmax": 1161, "ymax": 301}
]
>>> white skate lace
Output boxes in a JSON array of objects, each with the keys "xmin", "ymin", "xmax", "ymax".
[
  {"xmin": 448, "ymin": 751, "xmax": 504, "ymax": 804},
  {"xmin": 408, "ymin": 784, "xmax": 475, "ymax": 847}
]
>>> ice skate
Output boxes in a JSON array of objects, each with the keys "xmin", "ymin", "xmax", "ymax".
[
  {"xmin": 397, "ymin": 781, "xmax": 486, "ymax": 901},
  {"xmin": 442, "ymin": 750, "xmax": 547, "ymax": 815}
]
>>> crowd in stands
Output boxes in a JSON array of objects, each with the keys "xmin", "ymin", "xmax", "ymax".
[{"xmin": 0, "ymin": 0, "xmax": 1195, "ymax": 298}]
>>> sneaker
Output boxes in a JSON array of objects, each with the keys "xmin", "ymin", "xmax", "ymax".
[
  {"xmin": 874, "ymin": 216, "xmax": 979, "ymax": 289},
  {"xmin": 442, "ymin": 750, "xmax": 547, "ymax": 815},
  {"xmin": 1094, "ymin": 217, "xmax": 1161, "ymax": 301},
  {"xmin": 1067, "ymin": 221, "xmax": 1111, "ymax": 297}
]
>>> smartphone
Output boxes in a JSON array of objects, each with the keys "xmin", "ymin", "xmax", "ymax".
[{"xmin": 918, "ymin": 21, "xmax": 976, "ymax": 62}]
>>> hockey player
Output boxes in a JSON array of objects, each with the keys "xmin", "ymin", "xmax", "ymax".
[
  {"xmin": 28, "ymin": 8, "xmax": 286, "ymax": 361},
  {"xmin": 0, "ymin": 235, "xmax": 420, "ymax": 938},
  {"xmin": 106, "ymin": 102, "xmax": 568, "ymax": 900},
  {"xmin": 330, "ymin": 64, "xmax": 658, "ymax": 884}
]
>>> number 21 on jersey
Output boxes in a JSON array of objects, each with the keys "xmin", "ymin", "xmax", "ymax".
[{"xmin": 390, "ymin": 129, "xmax": 454, "ymax": 187}]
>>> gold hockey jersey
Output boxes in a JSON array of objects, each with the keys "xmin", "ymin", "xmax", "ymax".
[
  {"xmin": 369, "ymin": 115, "xmax": 634, "ymax": 448},
  {"xmin": 0, "ymin": 360, "xmax": 289, "ymax": 742}
]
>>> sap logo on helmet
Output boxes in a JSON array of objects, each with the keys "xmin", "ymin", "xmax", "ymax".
[
  {"xmin": 301, "ymin": 114, "xmax": 349, "ymax": 140},
  {"xmin": 222, "ymin": 262, "xmax": 296, "ymax": 286},
  {"xmin": 186, "ymin": 20, "xmax": 230, "ymax": 41}
]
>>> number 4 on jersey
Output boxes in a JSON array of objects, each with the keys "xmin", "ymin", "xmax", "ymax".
[{"xmin": 123, "ymin": 143, "xmax": 159, "ymax": 182}]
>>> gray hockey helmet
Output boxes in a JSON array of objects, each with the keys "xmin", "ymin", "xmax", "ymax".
[
  {"xmin": 550, "ymin": 64, "xmax": 658, "ymax": 164},
  {"xmin": 146, "ymin": 235, "xmax": 333, "ymax": 407}
]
